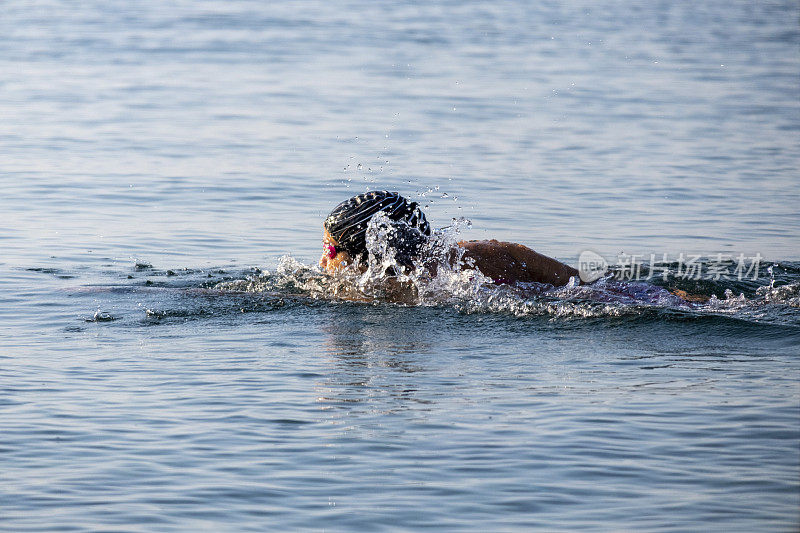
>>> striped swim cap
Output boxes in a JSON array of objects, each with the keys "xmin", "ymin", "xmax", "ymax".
[{"xmin": 324, "ymin": 191, "xmax": 431, "ymax": 263}]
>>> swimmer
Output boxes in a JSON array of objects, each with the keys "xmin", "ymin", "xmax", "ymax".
[{"xmin": 319, "ymin": 190, "xmax": 579, "ymax": 286}]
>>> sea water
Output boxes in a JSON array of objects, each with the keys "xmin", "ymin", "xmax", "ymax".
[{"xmin": 1, "ymin": 1, "xmax": 799, "ymax": 531}]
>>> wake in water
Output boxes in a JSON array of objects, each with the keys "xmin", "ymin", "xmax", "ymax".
[{"xmin": 213, "ymin": 219, "xmax": 800, "ymax": 326}]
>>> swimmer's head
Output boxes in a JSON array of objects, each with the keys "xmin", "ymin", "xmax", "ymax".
[{"xmin": 321, "ymin": 191, "xmax": 430, "ymax": 272}]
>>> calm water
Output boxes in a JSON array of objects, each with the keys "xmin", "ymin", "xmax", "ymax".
[{"xmin": 2, "ymin": 1, "xmax": 799, "ymax": 531}]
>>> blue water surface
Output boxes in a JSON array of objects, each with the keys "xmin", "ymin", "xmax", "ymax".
[{"xmin": 1, "ymin": 1, "xmax": 799, "ymax": 531}]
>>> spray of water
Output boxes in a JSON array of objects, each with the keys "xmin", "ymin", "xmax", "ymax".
[{"xmin": 213, "ymin": 222, "xmax": 800, "ymax": 324}]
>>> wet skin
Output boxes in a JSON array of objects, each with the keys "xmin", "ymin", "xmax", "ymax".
[
  {"xmin": 318, "ymin": 227, "xmax": 713, "ymax": 305},
  {"xmin": 319, "ymin": 229, "xmax": 354, "ymax": 273},
  {"xmin": 320, "ymin": 228, "xmax": 579, "ymax": 286},
  {"xmin": 459, "ymin": 239, "xmax": 579, "ymax": 286}
]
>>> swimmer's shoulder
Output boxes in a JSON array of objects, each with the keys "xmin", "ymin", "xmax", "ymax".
[
  {"xmin": 457, "ymin": 239, "xmax": 538, "ymax": 257},
  {"xmin": 457, "ymin": 239, "xmax": 510, "ymax": 249},
  {"xmin": 457, "ymin": 239, "xmax": 578, "ymax": 287}
]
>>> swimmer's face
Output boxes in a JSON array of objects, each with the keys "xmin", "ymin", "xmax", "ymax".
[{"xmin": 319, "ymin": 228, "xmax": 354, "ymax": 273}]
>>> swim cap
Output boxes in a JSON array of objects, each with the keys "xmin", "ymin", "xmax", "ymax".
[{"xmin": 324, "ymin": 191, "xmax": 431, "ymax": 265}]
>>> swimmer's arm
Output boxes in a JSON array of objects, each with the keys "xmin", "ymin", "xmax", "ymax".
[
  {"xmin": 671, "ymin": 289, "xmax": 710, "ymax": 303},
  {"xmin": 458, "ymin": 240, "xmax": 579, "ymax": 287}
]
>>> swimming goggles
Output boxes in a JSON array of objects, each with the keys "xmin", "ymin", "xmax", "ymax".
[{"xmin": 324, "ymin": 243, "xmax": 337, "ymax": 259}]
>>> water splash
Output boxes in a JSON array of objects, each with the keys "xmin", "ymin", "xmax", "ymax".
[
  {"xmin": 85, "ymin": 309, "xmax": 118, "ymax": 322},
  {"xmin": 213, "ymin": 234, "xmax": 800, "ymax": 326},
  {"xmin": 756, "ymin": 280, "xmax": 800, "ymax": 307}
]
